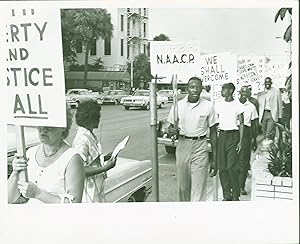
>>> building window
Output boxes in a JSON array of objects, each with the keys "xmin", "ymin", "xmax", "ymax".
[
  {"xmin": 90, "ymin": 39, "xmax": 96, "ymax": 56},
  {"xmin": 144, "ymin": 8, "xmax": 147, "ymax": 16},
  {"xmin": 139, "ymin": 8, "xmax": 142, "ymax": 15},
  {"xmin": 143, "ymin": 23, "xmax": 146, "ymax": 38},
  {"xmin": 138, "ymin": 44, "xmax": 141, "ymax": 54},
  {"xmin": 143, "ymin": 44, "xmax": 146, "ymax": 55},
  {"xmin": 121, "ymin": 14, "xmax": 124, "ymax": 32},
  {"xmin": 104, "ymin": 37, "xmax": 111, "ymax": 55},
  {"xmin": 76, "ymin": 41, "xmax": 82, "ymax": 53},
  {"xmin": 127, "ymin": 43, "xmax": 130, "ymax": 59},
  {"xmin": 127, "ymin": 20, "xmax": 130, "ymax": 36},
  {"xmin": 121, "ymin": 39, "xmax": 124, "ymax": 56},
  {"xmin": 127, "ymin": 8, "xmax": 130, "ymax": 13}
]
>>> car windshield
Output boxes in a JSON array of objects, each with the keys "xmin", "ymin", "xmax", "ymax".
[
  {"xmin": 134, "ymin": 91, "xmax": 149, "ymax": 96},
  {"xmin": 158, "ymin": 90, "xmax": 172, "ymax": 95}
]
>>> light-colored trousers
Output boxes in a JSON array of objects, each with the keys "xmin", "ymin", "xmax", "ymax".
[
  {"xmin": 176, "ymin": 138, "xmax": 209, "ymax": 201},
  {"xmin": 261, "ymin": 111, "xmax": 276, "ymax": 140}
]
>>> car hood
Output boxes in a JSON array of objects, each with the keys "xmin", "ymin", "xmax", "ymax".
[
  {"xmin": 103, "ymin": 95, "xmax": 114, "ymax": 98},
  {"xmin": 124, "ymin": 96, "xmax": 148, "ymax": 100},
  {"xmin": 105, "ymin": 157, "xmax": 151, "ymax": 191},
  {"xmin": 7, "ymin": 126, "xmax": 39, "ymax": 153}
]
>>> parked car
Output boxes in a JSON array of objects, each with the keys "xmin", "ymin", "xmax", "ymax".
[
  {"xmin": 157, "ymin": 118, "xmax": 212, "ymax": 155},
  {"xmin": 157, "ymin": 90, "xmax": 174, "ymax": 102},
  {"xmin": 99, "ymin": 90, "xmax": 129, "ymax": 105},
  {"xmin": 66, "ymin": 89, "xmax": 101, "ymax": 108},
  {"xmin": 7, "ymin": 125, "xmax": 152, "ymax": 203},
  {"xmin": 121, "ymin": 90, "xmax": 168, "ymax": 110}
]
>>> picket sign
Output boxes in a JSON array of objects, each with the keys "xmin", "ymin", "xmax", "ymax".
[
  {"xmin": 4, "ymin": 6, "xmax": 66, "ymax": 181},
  {"xmin": 237, "ymin": 55, "xmax": 265, "ymax": 94}
]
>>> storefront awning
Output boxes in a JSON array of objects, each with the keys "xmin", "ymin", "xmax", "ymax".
[{"xmin": 65, "ymin": 71, "xmax": 130, "ymax": 82}]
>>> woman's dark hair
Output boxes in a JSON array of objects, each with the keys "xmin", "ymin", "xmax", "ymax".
[{"xmin": 75, "ymin": 101, "xmax": 101, "ymax": 128}]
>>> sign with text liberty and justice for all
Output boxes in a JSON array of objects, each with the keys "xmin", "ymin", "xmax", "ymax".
[{"xmin": 4, "ymin": 7, "xmax": 66, "ymax": 127}]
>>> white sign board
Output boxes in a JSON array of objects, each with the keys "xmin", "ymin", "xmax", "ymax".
[
  {"xmin": 150, "ymin": 41, "xmax": 201, "ymax": 83},
  {"xmin": 198, "ymin": 53, "xmax": 237, "ymax": 102},
  {"xmin": 4, "ymin": 7, "xmax": 66, "ymax": 127},
  {"xmin": 198, "ymin": 52, "xmax": 237, "ymax": 86},
  {"xmin": 265, "ymin": 56, "xmax": 288, "ymax": 88},
  {"xmin": 237, "ymin": 55, "xmax": 265, "ymax": 94}
]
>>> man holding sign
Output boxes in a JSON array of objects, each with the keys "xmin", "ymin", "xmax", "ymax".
[{"xmin": 167, "ymin": 77, "xmax": 218, "ymax": 201}]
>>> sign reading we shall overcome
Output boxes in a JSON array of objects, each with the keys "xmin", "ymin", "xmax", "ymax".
[
  {"xmin": 198, "ymin": 53, "xmax": 237, "ymax": 86},
  {"xmin": 5, "ymin": 7, "xmax": 66, "ymax": 127},
  {"xmin": 150, "ymin": 41, "xmax": 201, "ymax": 83}
]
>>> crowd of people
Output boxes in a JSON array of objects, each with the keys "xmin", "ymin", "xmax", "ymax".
[
  {"xmin": 7, "ymin": 75, "xmax": 287, "ymax": 203},
  {"xmin": 167, "ymin": 76, "xmax": 285, "ymax": 201}
]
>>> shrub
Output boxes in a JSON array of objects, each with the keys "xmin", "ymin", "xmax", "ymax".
[{"xmin": 268, "ymin": 123, "xmax": 292, "ymax": 177}]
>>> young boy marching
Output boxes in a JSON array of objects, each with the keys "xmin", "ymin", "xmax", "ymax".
[{"xmin": 215, "ymin": 83, "xmax": 244, "ymax": 201}]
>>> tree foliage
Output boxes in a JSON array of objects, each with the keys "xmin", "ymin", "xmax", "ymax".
[
  {"xmin": 61, "ymin": 9, "xmax": 113, "ymax": 85},
  {"xmin": 127, "ymin": 54, "xmax": 152, "ymax": 88},
  {"xmin": 274, "ymin": 8, "xmax": 292, "ymax": 92},
  {"xmin": 274, "ymin": 8, "xmax": 292, "ymax": 42},
  {"xmin": 153, "ymin": 33, "xmax": 171, "ymax": 41}
]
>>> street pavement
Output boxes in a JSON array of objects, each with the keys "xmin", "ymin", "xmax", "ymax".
[{"xmin": 66, "ymin": 103, "xmax": 255, "ymax": 202}]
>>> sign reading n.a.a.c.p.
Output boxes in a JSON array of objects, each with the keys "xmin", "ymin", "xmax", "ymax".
[
  {"xmin": 4, "ymin": 7, "xmax": 66, "ymax": 127},
  {"xmin": 150, "ymin": 41, "xmax": 201, "ymax": 83}
]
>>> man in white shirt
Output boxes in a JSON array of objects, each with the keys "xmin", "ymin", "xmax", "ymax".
[
  {"xmin": 257, "ymin": 77, "xmax": 283, "ymax": 140},
  {"xmin": 167, "ymin": 77, "xmax": 218, "ymax": 201},
  {"xmin": 215, "ymin": 83, "xmax": 244, "ymax": 201},
  {"xmin": 239, "ymin": 86, "xmax": 259, "ymax": 195}
]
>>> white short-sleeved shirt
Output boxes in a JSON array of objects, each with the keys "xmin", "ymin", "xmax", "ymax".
[
  {"xmin": 215, "ymin": 99, "xmax": 244, "ymax": 130},
  {"xmin": 72, "ymin": 126, "xmax": 106, "ymax": 203},
  {"xmin": 167, "ymin": 96, "xmax": 218, "ymax": 137},
  {"xmin": 26, "ymin": 145, "xmax": 78, "ymax": 204},
  {"xmin": 240, "ymin": 100, "xmax": 259, "ymax": 127},
  {"xmin": 72, "ymin": 126, "xmax": 104, "ymax": 166}
]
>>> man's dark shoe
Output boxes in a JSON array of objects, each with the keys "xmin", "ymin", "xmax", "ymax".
[
  {"xmin": 241, "ymin": 188, "xmax": 247, "ymax": 195},
  {"xmin": 222, "ymin": 197, "xmax": 232, "ymax": 201}
]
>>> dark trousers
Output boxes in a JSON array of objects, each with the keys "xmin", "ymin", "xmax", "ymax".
[
  {"xmin": 239, "ymin": 126, "xmax": 251, "ymax": 189},
  {"xmin": 218, "ymin": 130, "xmax": 240, "ymax": 199}
]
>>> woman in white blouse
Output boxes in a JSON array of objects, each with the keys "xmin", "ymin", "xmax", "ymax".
[
  {"xmin": 8, "ymin": 108, "xmax": 85, "ymax": 204},
  {"xmin": 72, "ymin": 101, "xmax": 116, "ymax": 203}
]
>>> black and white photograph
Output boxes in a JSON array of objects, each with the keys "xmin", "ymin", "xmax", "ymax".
[{"xmin": 0, "ymin": 0, "xmax": 299, "ymax": 243}]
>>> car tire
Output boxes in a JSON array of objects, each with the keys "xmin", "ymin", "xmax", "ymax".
[
  {"xmin": 165, "ymin": 146, "xmax": 176, "ymax": 154},
  {"xmin": 145, "ymin": 103, "xmax": 150, "ymax": 110},
  {"xmin": 128, "ymin": 188, "xmax": 146, "ymax": 202},
  {"xmin": 158, "ymin": 103, "xmax": 162, "ymax": 108},
  {"xmin": 125, "ymin": 106, "xmax": 129, "ymax": 110},
  {"xmin": 114, "ymin": 99, "xmax": 119, "ymax": 105}
]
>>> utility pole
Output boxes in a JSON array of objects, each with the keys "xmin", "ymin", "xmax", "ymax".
[
  {"xmin": 130, "ymin": 58, "xmax": 134, "ymax": 89},
  {"xmin": 150, "ymin": 75, "xmax": 159, "ymax": 201}
]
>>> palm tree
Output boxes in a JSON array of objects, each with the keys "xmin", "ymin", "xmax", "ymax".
[
  {"xmin": 274, "ymin": 8, "xmax": 292, "ymax": 91},
  {"xmin": 61, "ymin": 9, "xmax": 113, "ymax": 86},
  {"xmin": 274, "ymin": 8, "xmax": 292, "ymax": 42}
]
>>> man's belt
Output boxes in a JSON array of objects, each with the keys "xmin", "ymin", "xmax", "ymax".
[
  {"xmin": 264, "ymin": 109, "xmax": 271, "ymax": 112},
  {"xmin": 179, "ymin": 135, "xmax": 206, "ymax": 140}
]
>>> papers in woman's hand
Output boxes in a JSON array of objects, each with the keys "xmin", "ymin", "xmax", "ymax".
[{"xmin": 111, "ymin": 136, "xmax": 130, "ymax": 158}]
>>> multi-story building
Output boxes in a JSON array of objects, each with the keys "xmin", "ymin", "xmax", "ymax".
[{"xmin": 65, "ymin": 8, "xmax": 149, "ymax": 91}]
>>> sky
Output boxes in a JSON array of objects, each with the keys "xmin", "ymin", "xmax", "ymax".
[{"xmin": 148, "ymin": 8, "xmax": 290, "ymax": 56}]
